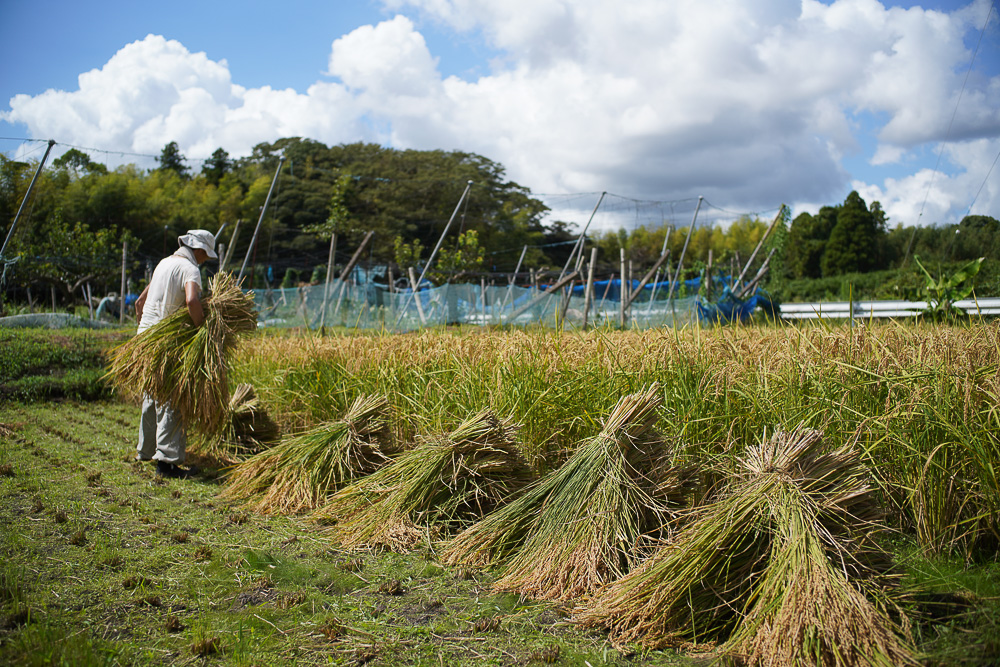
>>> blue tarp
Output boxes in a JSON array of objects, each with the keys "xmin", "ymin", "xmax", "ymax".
[{"xmin": 697, "ymin": 286, "xmax": 776, "ymax": 324}]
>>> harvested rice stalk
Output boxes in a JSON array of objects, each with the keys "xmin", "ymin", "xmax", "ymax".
[
  {"xmin": 107, "ymin": 271, "xmax": 257, "ymax": 435},
  {"xmin": 312, "ymin": 411, "xmax": 533, "ymax": 553},
  {"xmin": 442, "ymin": 384, "xmax": 680, "ymax": 601},
  {"xmin": 191, "ymin": 384, "xmax": 280, "ymax": 465},
  {"xmin": 221, "ymin": 394, "xmax": 391, "ymax": 515},
  {"xmin": 577, "ymin": 426, "xmax": 917, "ymax": 667}
]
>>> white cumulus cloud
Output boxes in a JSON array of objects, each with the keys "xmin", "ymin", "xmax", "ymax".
[{"xmin": 2, "ymin": 0, "xmax": 998, "ymax": 227}]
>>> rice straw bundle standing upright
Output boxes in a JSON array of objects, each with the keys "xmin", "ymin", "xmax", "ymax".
[
  {"xmin": 191, "ymin": 383, "xmax": 280, "ymax": 465},
  {"xmin": 577, "ymin": 426, "xmax": 917, "ymax": 667},
  {"xmin": 311, "ymin": 411, "xmax": 533, "ymax": 553},
  {"xmin": 221, "ymin": 394, "xmax": 392, "ymax": 515},
  {"xmin": 442, "ymin": 384, "xmax": 681, "ymax": 602},
  {"xmin": 107, "ymin": 271, "xmax": 257, "ymax": 436}
]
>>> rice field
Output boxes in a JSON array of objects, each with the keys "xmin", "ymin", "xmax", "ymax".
[
  {"xmin": 87, "ymin": 318, "xmax": 1000, "ymax": 663},
  {"xmin": 211, "ymin": 320, "xmax": 1000, "ymax": 663},
  {"xmin": 231, "ymin": 322, "xmax": 999, "ymax": 561}
]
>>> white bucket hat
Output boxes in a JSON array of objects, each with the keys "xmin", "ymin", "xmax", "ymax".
[{"xmin": 178, "ymin": 229, "xmax": 218, "ymax": 259}]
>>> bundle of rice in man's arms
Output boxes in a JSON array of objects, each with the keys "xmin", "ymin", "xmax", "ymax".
[{"xmin": 107, "ymin": 271, "xmax": 257, "ymax": 436}]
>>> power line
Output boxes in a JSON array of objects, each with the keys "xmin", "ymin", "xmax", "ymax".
[
  {"xmin": 915, "ymin": 0, "xmax": 996, "ymax": 226},
  {"xmin": 964, "ymin": 143, "xmax": 1000, "ymax": 218}
]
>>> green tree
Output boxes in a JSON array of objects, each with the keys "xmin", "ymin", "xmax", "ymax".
[
  {"xmin": 13, "ymin": 214, "xmax": 138, "ymax": 303},
  {"xmin": 784, "ymin": 207, "xmax": 838, "ymax": 279},
  {"xmin": 821, "ymin": 191, "xmax": 887, "ymax": 276},
  {"xmin": 200, "ymin": 148, "xmax": 230, "ymax": 186},
  {"xmin": 52, "ymin": 148, "xmax": 107, "ymax": 177},
  {"xmin": 393, "ymin": 237, "xmax": 424, "ymax": 278},
  {"xmin": 434, "ymin": 230, "xmax": 485, "ymax": 283},
  {"xmin": 157, "ymin": 141, "xmax": 189, "ymax": 179}
]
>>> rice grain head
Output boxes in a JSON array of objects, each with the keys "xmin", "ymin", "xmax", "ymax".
[
  {"xmin": 577, "ymin": 425, "xmax": 916, "ymax": 666},
  {"xmin": 443, "ymin": 384, "xmax": 682, "ymax": 601},
  {"xmin": 221, "ymin": 394, "xmax": 392, "ymax": 515},
  {"xmin": 107, "ymin": 271, "xmax": 258, "ymax": 436},
  {"xmin": 312, "ymin": 411, "xmax": 533, "ymax": 552}
]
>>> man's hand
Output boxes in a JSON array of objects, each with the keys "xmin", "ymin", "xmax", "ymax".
[
  {"xmin": 186, "ymin": 281, "xmax": 204, "ymax": 326},
  {"xmin": 135, "ymin": 286, "xmax": 148, "ymax": 325}
]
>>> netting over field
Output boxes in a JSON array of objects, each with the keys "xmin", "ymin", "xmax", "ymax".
[{"xmin": 252, "ymin": 281, "xmax": 702, "ymax": 331}]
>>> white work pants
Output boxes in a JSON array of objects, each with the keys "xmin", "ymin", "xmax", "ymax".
[{"xmin": 137, "ymin": 396, "xmax": 187, "ymax": 464}]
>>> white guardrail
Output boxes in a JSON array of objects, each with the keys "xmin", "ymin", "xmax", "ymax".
[{"xmin": 779, "ymin": 298, "xmax": 1000, "ymax": 320}]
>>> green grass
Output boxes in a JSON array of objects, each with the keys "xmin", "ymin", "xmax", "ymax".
[
  {"xmin": 0, "ymin": 399, "xmax": 691, "ymax": 666},
  {"xmin": 0, "ymin": 328, "xmax": 129, "ymax": 402},
  {"xmin": 3, "ymin": 325, "xmax": 999, "ymax": 665}
]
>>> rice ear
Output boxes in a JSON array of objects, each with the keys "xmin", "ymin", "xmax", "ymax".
[
  {"xmin": 106, "ymin": 271, "xmax": 257, "ymax": 435},
  {"xmin": 221, "ymin": 394, "xmax": 392, "ymax": 514},
  {"xmin": 311, "ymin": 410, "xmax": 534, "ymax": 552},
  {"xmin": 576, "ymin": 425, "xmax": 917, "ymax": 665},
  {"xmin": 443, "ymin": 384, "xmax": 682, "ymax": 601}
]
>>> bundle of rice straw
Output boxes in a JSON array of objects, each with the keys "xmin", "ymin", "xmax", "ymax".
[
  {"xmin": 221, "ymin": 394, "xmax": 392, "ymax": 514},
  {"xmin": 577, "ymin": 426, "xmax": 917, "ymax": 667},
  {"xmin": 441, "ymin": 384, "xmax": 681, "ymax": 602},
  {"xmin": 107, "ymin": 271, "xmax": 257, "ymax": 436},
  {"xmin": 191, "ymin": 383, "xmax": 280, "ymax": 465},
  {"xmin": 311, "ymin": 411, "xmax": 533, "ymax": 552}
]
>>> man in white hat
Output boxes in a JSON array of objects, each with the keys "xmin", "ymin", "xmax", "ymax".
[{"xmin": 134, "ymin": 229, "xmax": 218, "ymax": 478}]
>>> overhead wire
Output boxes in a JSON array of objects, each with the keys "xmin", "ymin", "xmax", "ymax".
[{"xmin": 914, "ymin": 0, "xmax": 996, "ymax": 228}]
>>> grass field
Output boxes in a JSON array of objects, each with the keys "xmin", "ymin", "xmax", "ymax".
[{"xmin": 1, "ymin": 323, "xmax": 999, "ymax": 665}]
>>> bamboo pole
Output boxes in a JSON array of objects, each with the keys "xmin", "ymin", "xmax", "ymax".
[
  {"xmin": 667, "ymin": 196, "xmax": 702, "ymax": 301},
  {"xmin": 559, "ymin": 192, "xmax": 605, "ymax": 283},
  {"xmin": 407, "ymin": 267, "xmax": 428, "ymax": 325},
  {"xmin": 119, "ymin": 240, "xmax": 128, "ymax": 324},
  {"xmin": 598, "ymin": 273, "xmax": 614, "ymax": 316},
  {"xmin": 705, "ymin": 248, "xmax": 714, "ymax": 302},
  {"xmin": 510, "ymin": 271, "xmax": 580, "ymax": 321},
  {"xmin": 645, "ymin": 226, "xmax": 673, "ymax": 313},
  {"xmin": 501, "ymin": 245, "xmax": 528, "ymax": 312},
  {"xmin": 394, "ymin": 181, "xmax": 473, "ymax": 328},
  {"xmin": 583, "ymin": 247, "xmax": 597, "ymax": 328},
  {"xmin": 1, "ymin": 139, "xmax": 55, "ymax": 260},
  {"xmin": 619, "ymin": 249, "xmax": 627, "ymax": 329},
  {"xmin": 733, "ymin": 205, "xmax": 785, "ymax": 292},
  {"xmin": 220, "ymin": 219, "xmax": 241, "ymax": 272},
  {"xmin": 85, "ymin": 283, "xmax": 94, "ymax": 320},
  {"xmin": 318, "ymin": 232, "xmax": 337, "ymax": 329},
  {"xmin": 624, "ymin": 247, "xmax": 673, "ymax": 309},
  {"xmin": 736, "ymin": 247, "xmax": 777, "ymax": 299},
  {"xmin": 480, "ymin": 278, "xmax": 487, "ymax": 323},
  {"xmin": 238, "ymin": 158, "xmax": 285, "ymax": 285},
  {"xmin": 333, "ymin": 231, "xmax": 374, "ymax": 318}
]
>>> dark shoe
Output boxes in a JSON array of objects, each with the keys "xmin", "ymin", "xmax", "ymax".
[{"xmin": 156, "ymin": 462, "xmax": 200, "ymax": 479}]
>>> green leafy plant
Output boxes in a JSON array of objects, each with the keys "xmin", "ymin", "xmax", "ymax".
[{"xmin": 913, "ymin": 255, "xmax": 983, "ymax": 320}]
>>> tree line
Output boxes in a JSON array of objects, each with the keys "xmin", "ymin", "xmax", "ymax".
[{"xmin": 1, "ymin": 136, "xmax": 996, "ymax": 311}]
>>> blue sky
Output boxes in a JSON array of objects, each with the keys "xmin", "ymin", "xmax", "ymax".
[{"xmin": 2, "ymin": 0, "xmax": 998, "ymax": 231}]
